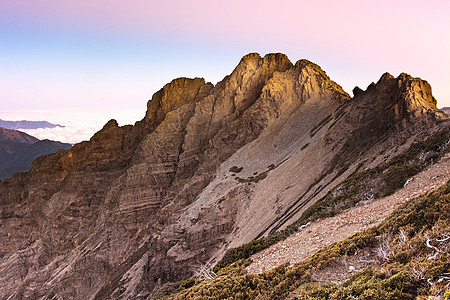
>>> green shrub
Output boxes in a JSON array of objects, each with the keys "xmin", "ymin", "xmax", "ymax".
[
  {"xmin": 229, "ymin": 166, "xmax": 243, "ymax": 173},
  {"xmin": 169, "ymin": 127, "xmax": 450, "ymax": 299},
  {"xmin": 167, "ymin": 180, "xmax": 450, "ymax": 299},
  {"xmin": 218, "ymin": 125, "xmax": 448, "ymax": 272}
]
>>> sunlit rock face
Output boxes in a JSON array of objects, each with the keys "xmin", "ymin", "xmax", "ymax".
[{"xmin": 0, "ymin": 53, "xmax": 447, "ymax": 299}]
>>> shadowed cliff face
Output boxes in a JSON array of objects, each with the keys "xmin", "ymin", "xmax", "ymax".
[{"xmin": 0, "ymin": 53, "xmax": 447, "ymax": 299}]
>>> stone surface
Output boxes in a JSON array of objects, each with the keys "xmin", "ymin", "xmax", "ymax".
[
  {"xmin": 0, "ymin": 53, "xmax": 448, "ymax": 299},
  {"xmin": 247, "ymin": 153, "xmax": 450, "ymax": 274}
]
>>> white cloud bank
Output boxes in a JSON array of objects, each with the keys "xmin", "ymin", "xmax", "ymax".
[{"xmin": 1, "ymin": 109, "xmax": 144, "ymax": 144}]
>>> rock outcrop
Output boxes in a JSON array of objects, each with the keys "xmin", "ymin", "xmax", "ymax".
[{"xmin": 0, "ymin": 53, "xmax": 447, "ymax": 299}]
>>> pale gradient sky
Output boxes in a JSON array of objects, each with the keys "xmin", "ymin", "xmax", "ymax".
[{"xmin": 1, "ymin": 0, "xmax": 449, "ymax": 142}]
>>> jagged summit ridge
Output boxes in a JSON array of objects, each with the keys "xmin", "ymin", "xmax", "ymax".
[
  {"xmin": 353, "ymin": 72, "xmax": 443, "ymax": 119},
  {"xmin": 144, "ymin": 77, "xmax": 213, "ymax": 131},
  {"xmin": 235, "ymin": 52, "xmax": 292, "ymax": 71},
  {"xmin": 144, "ymin": 53, "xmax": 443, "ymax": 132},
  {"xmin": 143, "ymin": 53, "xmax": 345, "ymax": 130},
  {"xmin": 0, "ymin": 53, "xmax": 448, "ymax": 299}
]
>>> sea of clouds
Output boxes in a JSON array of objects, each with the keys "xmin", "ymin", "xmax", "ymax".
[{"xmin": 1, "ymin": 109, "xmax": 144, "ymax": 144}]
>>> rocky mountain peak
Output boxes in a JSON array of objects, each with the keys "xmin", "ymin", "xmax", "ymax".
[
  {"xmin": 142, "ymin": 53, "xmax": 294, "ymax": 135},
  {"xmin": 0, "ymin": 53, "xmax": 448, "ymax": 299},
  {"xmin": 297, "ymin": 59, "xmax": 349, "ymax": 99},
  {"xmin": 354, "ymin": 72, "xmax": 444, "ymax": 120},
  {"xmin": 235, "ymin": 52, "xmax": 292, "ymax": 72},
  {"xmin": 228, "ymin": 53, "xmax": 293, "ymax": 85},
  {"xmin": 294, "ymin": 58, "xmax": 322, "ymax": 71},
  {"xmin": 396, "ymin": 72, "xmax": 437, "ymax": 108},
  {"xmin": 377, "ymin": 72, "xmax": 395, "ymax": 83},
  {"xmin": 102, "ymin": 119, "xmax": 119, "ymax": 130},
  {"xmin": 144, "ymin": 77, "xmax": 214, "ymax": 131},
  {"xmin": 261, "ymin": 53, "xmax": 293, "ymax": 70}
]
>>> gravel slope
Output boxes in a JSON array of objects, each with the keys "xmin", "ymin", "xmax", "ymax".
[{"xmin": 247, "ymin": 153, "xmax": 450, "ymax": 274}]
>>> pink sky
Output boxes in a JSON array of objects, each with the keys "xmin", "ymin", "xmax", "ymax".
[{"xmin": 0, "ymin": 0, "xmax": 449, "ymax": 142}]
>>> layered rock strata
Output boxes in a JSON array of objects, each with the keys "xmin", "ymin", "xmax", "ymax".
[{"xmin": 0, "ymin": 53, "xmax": 447, "ymax": 299}]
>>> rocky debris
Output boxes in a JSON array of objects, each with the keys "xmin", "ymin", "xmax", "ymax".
[
  {"xmin": 0, "ymin": 53, "xmax": 448, "ymax": 299},
  {"xmin": 246, "ymin": 153, "xmax": 450, "ymax": 276}
]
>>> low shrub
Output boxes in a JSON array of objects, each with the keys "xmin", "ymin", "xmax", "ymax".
[
  {"xmin": 229, "ymin": 166, "xmax": 243, "ymax": 173},
  {"xmin": 161, "ymin": 180, "xmax": 450, "ymax": 299}
]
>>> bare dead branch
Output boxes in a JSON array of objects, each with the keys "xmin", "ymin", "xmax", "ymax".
[{"xmin": 193, "ymin": 262, "xmax": 217, "ymax": 281}]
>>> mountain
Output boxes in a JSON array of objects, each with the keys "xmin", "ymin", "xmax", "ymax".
[
  {"xmin": 0, "ymin": 126, "xmax": 39, "ymax": 143},
  {"xmin": 0, "ymin": 53, "xmax": 448, "ymax": 299},
  {"xmin": 0, "ymin": 119, "xmax": 64, "ymax": 130},
  {"xmin": 0, "ymin": 127, "xmax": 72, "ymax": 179},
  {"xmin": 441, "ymin": 106, "xmax": 450, "ymax": 115}
]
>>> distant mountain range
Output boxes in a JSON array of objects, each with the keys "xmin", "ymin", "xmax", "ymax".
[
  {"xmin": 441, "ymin": 107, "xmax": 450, "ymax": 115},
  {"xmin": 0, "ymin": 126, "xmax": 39, "ymax": 143},
  {"xmin": 0, "ymin": 119, "xmax": 64, "ymax": 129},
  {"xmin": 0, "ymin": 127, "xmax": 71, "ymax": 179}
]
